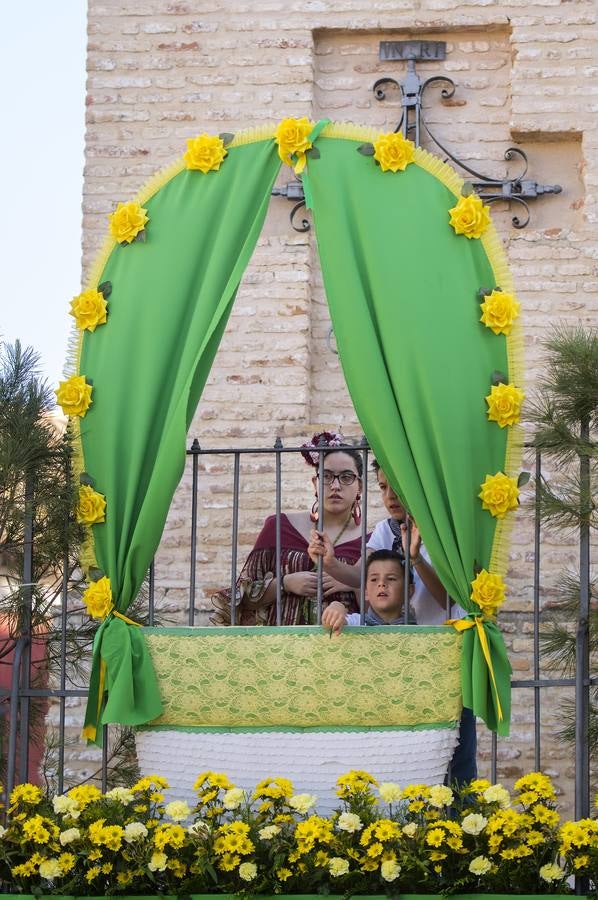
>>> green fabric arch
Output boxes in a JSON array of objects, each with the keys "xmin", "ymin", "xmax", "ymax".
[{"xmin": 73, "ymin": 126, "xmax": 518, "ymax": 741}]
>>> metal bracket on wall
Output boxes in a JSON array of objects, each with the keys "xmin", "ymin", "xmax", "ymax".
[{"xmin": 273, "ymin": 40, "xmax": 562, "ymax": 232}]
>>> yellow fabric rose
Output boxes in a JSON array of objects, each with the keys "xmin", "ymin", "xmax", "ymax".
[
  {"xmin": 480, "ymin": 289, "xmax": 520, "ymax": 336},
  {"xmin": 77, "ymin": 484, "xmax": 106, "ymax": 526},
  {"xmin": 274, "ymin": 117, "xmax": 314, "ymax": 171},
  {"xmin": 485, "ymin": 382, "xmax": 525, "ymax": 427},
  {"xmin": 83, "ymin": 576, "xmax": 113, "ymax": 620},
  {"xmin": 478, "ymin": 472, "xmax": 519, "ymax": 519},
  {"xmin": 109, "ymin": 201, "xmax": 149, "ymax": 244},
  {"xmin": 70, "ymin": 289, "xmax": 108, "ymax": 332},
  {"xmin": 449, "ymin": 193, "xmax": 491, "ymax": 239},
  {"xmin": 470, "ymin": 569, "xmax": 506, "ymax": 617},
  {"xmin": 373, "ymin": 132, "xmax": 415, "ymax": 172},
  {"xmin": 55, "ymin": 375, "xmax": 93, "ymax": 418},
  {"xmin": 184, "ymin": 134, "xmax": 228, "ymax": 173}
]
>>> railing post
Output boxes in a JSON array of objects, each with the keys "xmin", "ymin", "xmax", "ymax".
[
  {"xmin": 18, "ymin": 470, "xmax": 35, "ymax": 784},
  {"xmin": 575, "ymin": 418, "xmax": 590, "ymax": 822}
]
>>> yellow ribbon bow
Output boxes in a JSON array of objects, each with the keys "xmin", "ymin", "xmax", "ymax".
[{"xmin": 445, "ymin": 615, "xmax": 503, "ymax": 722}]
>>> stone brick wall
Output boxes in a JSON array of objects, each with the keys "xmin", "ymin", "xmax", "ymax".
[{"xmin": 63, "ymin": 0, "xmax": 598, "ymax": 812}]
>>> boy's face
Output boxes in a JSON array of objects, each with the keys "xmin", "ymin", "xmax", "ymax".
[
  {"xmin": 365, "ymin": 559, "xmax": 404, "ymax": 621},
  {"xmin": 376, "ymin": 469, "xmax": 406, "ymax": 521}
]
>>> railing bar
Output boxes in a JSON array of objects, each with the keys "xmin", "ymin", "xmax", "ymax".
[
  {"xmin": 490, "ymin": 730, "xmax": 497, "ymax": 784},
  {"xmin": 229, "ymin": 453, "xmax": 241, "ymax": 626},
  {"xmin": 403, "ymin": 519, "xmax": 411, "ymax": 624},
  {"xmin": 189, "ymin": 444, "xmax": 200, "ymax": 626},
  {"xmin": 19, "ymin": 471, "xmax": 35, "ymax": 785},
  {"xmin": 274, "ymin": 437, "xmax": 283, "ymax": 626},
  {"xmin": 148, "ymin": 560, "xmax": 155, "ymax": 627},
  {"xmin": 6, "ymin": 638, "xmax": 28, "ymax": 797},
  {"xmin": 575, "ymin": 417, "xmax": 591, "ymax": 822},
  {"xmin": 101, "ymin": 725, "xmax": 108, "ymax": 792},
  {"xmin": 359, "ymin": 442, "xmax": 368, "ymax": 624},
  {"xmin": 316, "ymin": 445, "xmax": 325, "ymax": 625},
  {"xmin": 533, "ymin": 447, "xmax": 541, "ymax": 771}
]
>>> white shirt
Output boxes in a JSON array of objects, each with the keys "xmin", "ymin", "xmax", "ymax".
[{"xmin": 366, "ymin": 519, "xmax": 464, "ymax": 625}]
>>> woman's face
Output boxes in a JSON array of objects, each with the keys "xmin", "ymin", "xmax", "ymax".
[{"xmin": 313, "ymin": 451, "xmax": 362, "ymax": 517}]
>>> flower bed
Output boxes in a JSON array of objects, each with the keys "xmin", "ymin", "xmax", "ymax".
[{"xmin": 0, "ymin": 771, "xmax": 596, "ymax": 895}]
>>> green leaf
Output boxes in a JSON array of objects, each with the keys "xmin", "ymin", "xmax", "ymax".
[
  {"xmin": 79, "ymin": 472, "xmax": 94, "ymax": 487},
  {"xmin": 206, "ymin": 863, "xmax": 218, "ymax": 884},
  {"xmin": 491, "ymin": 370, "xmax": 508, "ymax": 386},
  {"xmin": 518, "ymin": 471, "xmax": 531, "ymax": 488},
  {"xmin": 306, "ymin": 146, "xmax": 321, "ymax": 160},
  {"xmin": 461, "ymin": 181, "xmax": 474, "ymax": 197},
  {"xmin": 98, "ymin": 280, "xmax": 112, "ymax": 298},
  {"xmin": 88, "ymin": 567, "xmax": 105, "ymax": 583},
  {"xmin": 219, "ymin": 132, "xmax": 235, "ymax": 146},
  {"xmin": 357, "ymin": 143, "xmax": 375, "ymax": 156}
]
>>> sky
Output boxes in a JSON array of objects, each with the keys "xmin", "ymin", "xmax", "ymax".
[{"xmin": 1, "ymin": 4, "xmax": 87, "ymax": 394}]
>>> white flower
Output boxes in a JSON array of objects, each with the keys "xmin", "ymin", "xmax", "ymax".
[
  {"xmin": 289, "ymin": 793, "xmax": 317, "ymax": 814},
  {"xmin": 402, "ymin": 822, "xmax": 417, "ymax": 837},
  {"xmin": 105, "ymin": 786, "xmax": 134, "ymax": 804},
  {"xmin": 337, "ymin": 812, "xmax": 363, "ymax": 833},
  {"xmin": 165, "ymin": 800, "xmax": 191, "ymax": 821},
  {"xmin": 39, "ymin": 859, "xmax": 63, "ymax": 880},
  {"xmin": 378, "ymin": 782, "xmax": 402, "ymax": 804},
  {"xmin": 223, "ymin": 787, "xmax": 245, "ymax": 810},
  {"xmin": 52, "ymin": 795, "xmax": 80, "ymax": 818},
  {"xmin": 124, "ymin": 821, "xmax": 148, "ymax": 843},
  {"xmin": 540, "ymin": 863, "xmax": 564, "ymax": 883},
  {"xmin": 469, "ymin": 855, "xmax": 492, "ymax": 876},
  {"xmin": 188, "ymin": 821, "xmax": 209, "ymax": 837},
  {"xmin": 59, "ymin": 828, "xmax": 80, "ymax": 846},
  {"xmin": 428, "ymin": 784, "xmax": 454, "ymax": 808},
  {"xmin": 482, "ymin": 784, "xmax": 510, "ymax": 809},
  {"xmin": 329, "ymin": 857, "xmax": 350, "ymax": 877},
  {"xmin": 381, "ymin": 859, "xmax": 401, "ymax": 882},
  {"xmin": 259, "ymin": 824, "xmax": 281, "ymax": 840},
  {"xmin": 148, "ymin": 851, "xmax": 168, "ymax": 872},
  {"xmin": 239, "ymin": 862, "xmax": 257, "ymax": 881},
  {"xmin": 461, "ymin": 813, "xmax": 488, "ymax": 835},
  {"xmin": 0, "ymin": 825, "xmax": 6, "ymax": 838}
]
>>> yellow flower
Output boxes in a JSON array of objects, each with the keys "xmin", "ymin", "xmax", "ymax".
[
  {"xmin": 218, "ymin": 852, "xmax": 241, "ymax": 871},
  {"xmin": 274, "ymin": 117, "xmax": 314, "ymax": 171},
  {"xmin": 381, "ymin": 859, "xmax": 401, "ymax": 882},
  {"xmin": 38, "ymin": 858, "xmax": 62, "ymax": 880},
  {"xmin": 378, "ymin": 782, "xmax": 402, "ymax": 803},
  {"xmin": 373, "ymin": 132, "xmax": 415, "ymax": 172},
  {"xmin": 540, "ymin": 862, "xmax": 564, "ymax": 882},
  {"xmin": 55, "ymin": 375, "xmax": 92, "ymax": 418},
  {"xmin": 10, "ymin": 784, "xmax": 43, "ymax": 807},
  {"xmin": 82, "ymin": 576, "xmax": 113, "ymax": 620},
  {"xmin": 58, "ymin": 852, "xmax": 76, "ymax": 874},
  {"xmin": 470, "ymin": 569, "xmax": 507, "ymax": 617},
  {"xmin": 148, "ymin": 851, "xmax": 168, "ymax": 872},
  {"xmin": 480, "ymin": 290, "xmax": 520, "ymax": 336},
  {"xmin": 469, "ymin": 855, "xmax": 492, "ymax": 875},
  {"xmin": 184, "ymin": 133, "xmax": 228, "ymax": 173},
  {"xmin": 239, "ymin": 861, "xmax": 258, "ymax": 881},
  {"xmin": 67, "ymin": 784, "xmax": 101, "ymax": 809},
  {"xmin": 85, "ymin": 865, "xmax": 101, "ymax": 882},
  {"xmin": 69, "ymin": 289, "xmax": 108, "ymax": 332},
  {"xmin": 109, "ymin": 201, "xmax": 149, "ymax": 244},
  {"xmin": 449, "ymin": 193, "xmax": 491, "ymax": 239},
  {"xmin": 276, "ymin": 867, "xmax": 292, "ymax": 881},
  {"xmin": 428, "ymin": 785, "xmax": 454, "ymax": 808},
  {"xmin": 77, "ymin": 485, "xmax": 106, "ymax": 526},
  {"xmin": 328, "ymin": 857, "xmax": 349, "ymax": 877},
  {"xmin": 514, "ymin": 772, "xmax": 557, "ymax": 801},
  {"xmin": 133, "ymin": 774, "xmax": 169, "ymax": 792},
  {"xmin": 483, "ymin": 784, "xmax": 511, "ymax": 809},
  {"xmin": 479, "ymin": 472, "xmax": 519, "ymax": 519},
  {"xmin": 486, "ymin": 382, "xmax": 525, "ymax": 428},
  {"xmin": 426, "ymin": 828, "xmax": 444, "ymax": 848}
]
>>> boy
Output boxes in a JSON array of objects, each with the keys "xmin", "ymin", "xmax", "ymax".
[{"xmin": 322, "ymin": 549, "xmax": 411, "ymax": 633}]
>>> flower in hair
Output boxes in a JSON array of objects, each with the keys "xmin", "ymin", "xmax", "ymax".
[{"xmin": 300, "ymin": 431, "xmax": 345, "ymax": 467}]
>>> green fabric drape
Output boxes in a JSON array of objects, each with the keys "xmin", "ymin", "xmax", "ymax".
[
  {"xmin": 307, "ymin": 138, "xmax": 512, "ymax": 734},
  {"xmin": 81, "ymin": 139, "xmax": 282, "ymax": 740}
]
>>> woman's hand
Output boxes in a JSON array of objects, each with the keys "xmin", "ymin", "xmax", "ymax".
[
  {"xmin": 322, "ymin": 574, "xmax": 353, "ymax": 597},
  {"xmin": 283, "ymin": 571, "xmax": 320, "ymax": 597},
  {"xmin": 307, "ymin": 529, "xmax": 335, "ymax": 566},
  {"xmin": 322, "ymin": 600, "xmax": 348, "ymax": 635}
]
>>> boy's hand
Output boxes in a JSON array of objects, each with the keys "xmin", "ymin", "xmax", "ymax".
[
  {"xmin": 322, "ymin": 600, "xmax": 348, "ymax": 636},
  {"xmin": 308, "ymin": 529, "xmax": 335, "ymax": 567},
  {"xmin": 401, "ymin": 520, "xmax": 422, "ymax": 561}
]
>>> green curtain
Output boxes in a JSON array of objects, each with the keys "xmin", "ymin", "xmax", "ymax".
[
  {"xmin": 80, "ymin": 139, "xmax": 282, "ymax": 740},
  {"xmin": 307, "ymin": 137, "xmax": 512, "ymax": 735}
]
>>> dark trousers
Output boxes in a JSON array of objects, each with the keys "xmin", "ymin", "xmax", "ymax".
[{"xmin": 447, "ymin": 706, "xmax": 477, "ymax": 787}]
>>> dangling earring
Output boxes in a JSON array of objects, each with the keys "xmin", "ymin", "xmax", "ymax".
[
  {"xmin": 310, "ymin": 497, "xmax": 319, "ymax": 523},
  {"xmin": 352, "ymin": 495, "xmax": 362, "ymax": 526}
]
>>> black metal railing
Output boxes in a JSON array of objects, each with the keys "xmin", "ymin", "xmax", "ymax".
[{"xmin": 1, "ymin": 439, "xmax": 594, "ymax": 824}]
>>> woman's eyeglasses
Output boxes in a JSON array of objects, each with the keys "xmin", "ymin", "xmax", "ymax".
[{"xmin": 322, "ymin": 470, "xmax": 358, "ymax": 486}]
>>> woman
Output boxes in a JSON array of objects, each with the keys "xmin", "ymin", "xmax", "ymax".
[{"xmin": 211, "ymin": 432, "xmax": 369, "ymax": 625}]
